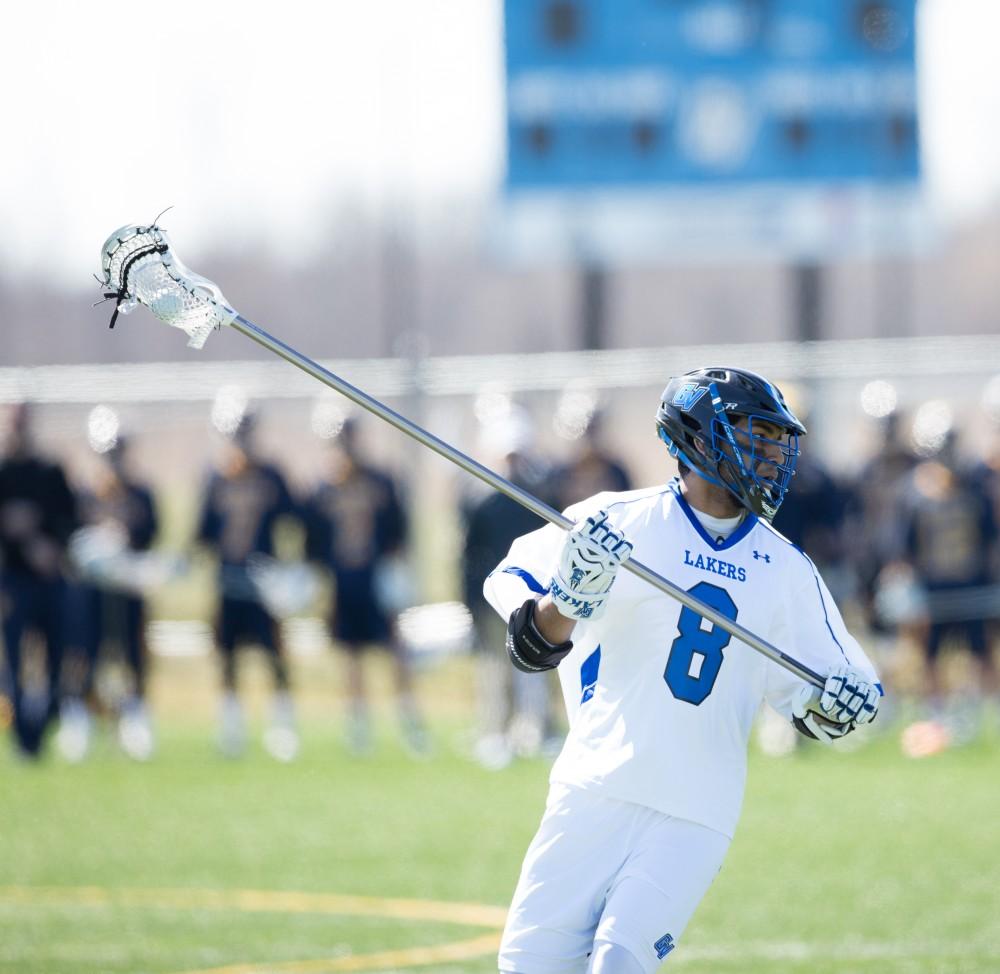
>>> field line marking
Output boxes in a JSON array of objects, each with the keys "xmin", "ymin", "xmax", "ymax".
[
  {"xmin": 176, "ymin": 932, "xmax": 502, "ymax": 974},
  {"xmin": 0, "ymin": 885, "xmax": 506, "ymax": 973},
  {"xmin": 0, "ymin": 885, "xmax": 507, "ymax": 928},
  {"xmin": 3, "ymin": 889, "xmax": 998, "ymax": 971}
]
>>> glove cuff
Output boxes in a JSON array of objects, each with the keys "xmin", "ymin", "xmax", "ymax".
[
  {"xmin": 792, "ymin": 712, "xmax": 855, "ymax": 745},
  {"xmin": 548, "ymin": 576, "xmax": 606, "ymax": 621}
]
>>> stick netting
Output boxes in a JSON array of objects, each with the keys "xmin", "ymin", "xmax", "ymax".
[{"xmin": 100, "ymin": 224, "xmax": 237, "ymax": 349}]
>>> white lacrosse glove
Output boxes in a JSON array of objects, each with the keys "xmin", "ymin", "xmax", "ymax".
[
  {"xmin": 792, "ymin": 665, "xmax": 880, "ymax": 744},
  {"xmin": 548, "ymin": 510, "xmax": 633, "ymax": 621}
]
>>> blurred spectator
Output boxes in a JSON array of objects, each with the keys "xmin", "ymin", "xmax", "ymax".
[
  {"xmin": 970, "ymin": 419, "xmax": 1000, "ymax": 691},
  {"xmin": 463, "ymin": 405, "xmax": 555, "ymax": 768},
  {"xmin": 196, "ymin": 391, "xmax": 300, "ymax": 761},
  {"xmin": 846, "ymin": 411, "xmax": 919, "ymax": 632},
  {"xmin": 304, "ymin": 415, "xmax": 427, "ymax": 756},
  {"xmin": 0, "ymin": 403, "xmax": 78, "ymax": 759},
  {"xmin": 969, "ymin": 421, "xmax": 1000, "ymax": 579},
  {"xmin": 899, "ymin": 439, "xmax": 998, "ymax": 734},
  {"xmin": 772, "ymin": 443, "xmax": 851, "ymax": 598},
  {"xmin": 759, "ymin": 408, "xmax": 853, "ymax": 756},
  {"xmin": 68, "ymin": 409, "xmax": 158, "ymax": 761},
  {"xmin": 549, "ymin": 408, "xmax": 632, "ymax": 510}
]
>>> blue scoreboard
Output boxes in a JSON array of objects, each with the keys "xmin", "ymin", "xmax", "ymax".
[{"xmin": 504, "ymin": 0, "xmax": 919, "ymax": 190}]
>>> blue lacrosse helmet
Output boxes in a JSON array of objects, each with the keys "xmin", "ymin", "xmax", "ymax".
[{"xmin": 655, "ymin": 367, "xmax": 806, "ymax": 520}]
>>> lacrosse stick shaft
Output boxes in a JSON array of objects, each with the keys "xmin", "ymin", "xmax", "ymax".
[{"xmin": 229, "ymin": 314, "xmax": 824, "ymax": 690}]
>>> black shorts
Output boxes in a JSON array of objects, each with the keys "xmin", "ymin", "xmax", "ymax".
[
  {"xmin": 331, "ymin": 569, "xmax": 390, "ymax": 649},
  {"xmin": 926, "ymin": 620, "xmax": 989, "ymax": 660},
  {"xmin": 924, "ymin": 581, "xmax": 993, "ymax": 660},
  {"xmin": 69, "ymin": 585, "xmax": 146, "ymax": 685},
  {"xmin": 217, "ymin": 596, "xmax": 280, "ymax": 653}
]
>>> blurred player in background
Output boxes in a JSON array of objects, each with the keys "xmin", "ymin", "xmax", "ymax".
[
  {"xmin": 756, "ymin": 407, "xmax": 853, "ymax": 756},
  {"xmin": 899, "ymin": 429, "xmax": 998, "ymax": 738},
  {"xmin": 847, "ymin": 410, "xmax": 919, "ymax": 633},
  {"xmin": 486, "ymin": 368, "xmax": 881, "ymax": 974},
  {"xmin": 549, "ymin": 405, "xmax": 632, "ymax": 510},
  {"xmin": 463, "ymin": 404, "xmax": 555, "ymax": 769},
  {"xmin": 197, "ymin": 388, "xmax": 300, "ymax": 761},
  {"xmin": 69, "ymin": 407, "xmax": 158, "ymax": 761},
  {"xmin": 969, "ymin": 383, "xmax": 1000, "ymax": 656},
  {"xmin": 0, "ymin": 403, "xmax": 78, "ymax": 759},
  {"xmin": 305, "ymin": 411, "xmax": 426, "ymax": 756},
  {"xmin": 770, "ymin": 411, "xmax": 851, "ymax": 595}
]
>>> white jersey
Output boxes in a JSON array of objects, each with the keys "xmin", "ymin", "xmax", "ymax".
[{"xmin": 484, "ymin": 479, "xmax": 880, "ymax": 839}]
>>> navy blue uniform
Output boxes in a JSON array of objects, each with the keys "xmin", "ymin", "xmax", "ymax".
[
  {"xmin": 848, "ymin": 438, "xmax": 919, "ymax": 632},
  {"xmin": 463, "ymin": 487, "xmax": 548, "ymax": 623},
  {"xmin": 306, "ymin": 466, "xmax": 406, "ymax": 649},
  {"xmin": 462, "ymin": 456, "xmax": 558, "ymax": 645},
  {"xmin": 772, "ymin": 454, "xmax": 849, "ymax": 565},
  {"xmin": 548, "ymin": 452, "xmax": 632, "ymax": 513},
  {"xmin": 903, "ymin": 467, "xmax": 997, "ymax": 659},
  {"xmin": 462, "ymin": 479, "xmax": 554, "ymax": 751},
  {"xmin": 197, "ymin": 461, "xmax": 297, "ymax": 683},
  {"xmin": 76, "ymin": 480, "xmax": 157, "ymax": 697},
  {"xmin": 0, "ymin": 454, "xmax": 78, "ymax": 756}
]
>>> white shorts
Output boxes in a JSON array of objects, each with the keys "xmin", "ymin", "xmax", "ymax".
[{"xmin": 499, "ymin": 783, "xmax": 730, "ymax": 974}]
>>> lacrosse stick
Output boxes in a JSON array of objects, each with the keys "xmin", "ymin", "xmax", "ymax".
[{"xmin": 98, "ymin": 223, "xmax": 824, "ymax": 689}]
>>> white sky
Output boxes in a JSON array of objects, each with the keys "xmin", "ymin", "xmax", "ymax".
[{"xmin": 0, "ymin": 0, "xmax": 998, "ymax": 286}]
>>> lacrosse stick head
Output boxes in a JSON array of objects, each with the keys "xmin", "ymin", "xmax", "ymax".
[{"xmin": 99, "ymin": 224, "xmax": 237, "ymax": 348}]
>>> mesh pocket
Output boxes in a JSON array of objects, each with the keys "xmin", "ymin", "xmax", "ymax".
[{"xmin": 102, "ymin": 226, "xmax": 235, "ymax": 348}]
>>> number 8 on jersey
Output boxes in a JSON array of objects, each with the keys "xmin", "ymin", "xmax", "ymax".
[{"xmin": 664, "ymin": 581, "xmax": 738, "ymax": 706}]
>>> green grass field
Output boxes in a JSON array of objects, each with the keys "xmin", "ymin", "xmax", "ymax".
[{"xmin": 2, "ymin": 656, "xmax": 999, "ymax": 974}]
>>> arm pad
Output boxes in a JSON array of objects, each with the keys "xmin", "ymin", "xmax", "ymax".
[{"xmin": 506, "ymin": 598, "xmax": 574, "ymax": 673}]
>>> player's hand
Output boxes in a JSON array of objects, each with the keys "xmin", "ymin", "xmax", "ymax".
[
  {"xmin": 792, "ymin": 665, "xmax": 880, "ymax": 744},
  {"xmin": 549, "ymin": 510, "xmax": 633, "ymax": 621}
]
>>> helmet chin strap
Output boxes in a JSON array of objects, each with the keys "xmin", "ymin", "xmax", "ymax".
[
  {"xmin": 708, "ymin": 382, "xmax": 751, "ymax": 485},
  {"xmin": 707, "ymin": 382, "xmax": 783, "ymax": 518}
]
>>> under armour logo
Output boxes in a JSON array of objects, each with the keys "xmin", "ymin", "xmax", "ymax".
[{"xmin": 753, "ymin": 550, "xmax": 771, "ymax": 563}]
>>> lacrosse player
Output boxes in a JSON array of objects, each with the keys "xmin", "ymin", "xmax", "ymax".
[
  {"xmin": 486, "ymin": 368, "xmax": 882, "ymax": 974},
  {"xmin": 0, "ymin": 403, "xmax": 78, "ymax": 760},
  {"xmin": 900, "ymin": 438, "xmax": 998, "ymax": 736},
  {"xmin": 73, "ymin": 414, "xmax": 159, "ymax": 760},
  {"xmin": 304, "ymin": 416, "xmax": 427, "ymax": 756},
  {"xmin": 463, "ymin": 406, "xmax": 555, "ymax": 768},
  {"xmin": 197, "ymin": 394, "xmax": 301, "ymax": 761},
  {"xmin": 549, "ymin": 407, "xmax": 632, "ymax": 510}
]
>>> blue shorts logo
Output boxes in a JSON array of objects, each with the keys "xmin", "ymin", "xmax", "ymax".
[
  {"xmin": 654, "ymin": 933, "xmax": 676, "ymax": 960},
  {"xmin": 580, "ymin": 646, "xmax": 601, "ymax": 704},
  {"xmin": 671, "ymin": 383, "xmax": 708, "ymax": 411}
]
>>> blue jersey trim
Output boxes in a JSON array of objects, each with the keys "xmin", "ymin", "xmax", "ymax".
[
  {"xmin": 753, "ymin": 521, "xmax": 883, "ymax": 692},
  {"xmin": 669, "ymin": 479, "xmax": 758, "ymax": 551},
  {"xmin": 580, "ymin": 645, "xmax": 601, "ymax": 704},
  {"xmin": 500, "ymin": 566, "xmax": 548, "ymax": 595},
  {"xmin": 810, "ymin": 570, "xmax": 850, "ymax": 664},
  {"xmin": 758, "ymin": 521, "xmax": 853, "ymax": 666}
]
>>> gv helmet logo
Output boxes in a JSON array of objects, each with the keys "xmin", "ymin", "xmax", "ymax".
[{"xmin": 671, "ymin": 383, "xmax": 709, "ymax": 411}]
